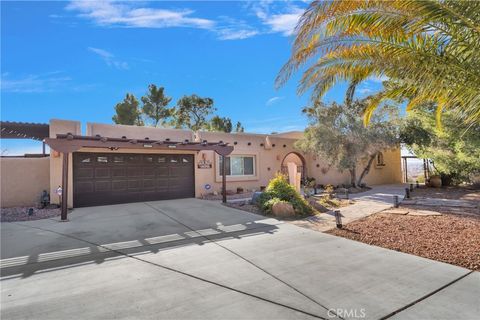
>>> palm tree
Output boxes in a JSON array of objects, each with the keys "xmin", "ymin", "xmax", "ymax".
[{"xmin": 276, "ymin": 0, "xmax": 480, "ymax": 126}]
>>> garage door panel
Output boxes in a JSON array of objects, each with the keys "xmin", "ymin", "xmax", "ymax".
[
  {"xmin": 74, "ymin": 152, "xmax": 195, "ymax": 207},
  {"xmin": 112, "ymin": 180, "xmax": 128, "ymax": 191},
  {"xmin": 75, "ymin": 168, "xmax": 94, "ymax": 179},
  {"xmin": 76, "ymin": 181, "xmax": 94, "ymax": 193},
  {"xmin": 143, "ymin": 179, "xmax": 155, "ymax": 189},
  {"xmin": 111, "ymin": 167, "xmax": 126, "ymax": 178},
  {"xmin": 95, "ymin": 180, "xmax": 111, "ymax": 192},
  {"xmin": 157, "ymin": 167, "xmax": 169, "ymax": 176},
  {"xmin": 127, "ymin": 167, "xmax": 143, "ymax": 177},
  {"xmin": 143, "ymin": 167, "xmax": 156, "ymax": 176},
  {"xmin": 128, "ymin": 179, "xmax": 142, "ymax": 190},
  {"xmin": 95, "ymin": 167, "xmax": 110, "ymax": 178}
]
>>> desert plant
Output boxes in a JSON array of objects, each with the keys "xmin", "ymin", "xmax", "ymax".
[
  {"xmin": 317, "ymin": 195, "xmax": 341, "ymax": 209},
  {"xmin": 324, "ymin": 184, "xmax": 334, "ymax": 198},
  {"xmin": 262, "ymin": 197, "xmax": 283, "ymax": 214},
  {"xmin": 258, "ymin": 174, "xmax": 313, "ymax": 216}
]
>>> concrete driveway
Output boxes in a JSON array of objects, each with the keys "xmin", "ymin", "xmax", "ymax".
[{"xmin": 1, "ymin": 199, "xmax": 478, "ymax": 319}]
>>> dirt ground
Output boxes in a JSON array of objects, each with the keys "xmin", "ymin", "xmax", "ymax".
[
  {"xmin": 327, "ymin": 213, "xmax": 480, "ymax": 271},
  {"xmin": 410, "ymin": 185, "xmax": 480, "ymax": 201}
]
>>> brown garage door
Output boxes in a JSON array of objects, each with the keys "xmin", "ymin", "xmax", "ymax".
[{"xmin": 73, "ymin": 152, "xmax": 194, "ymax": 207}]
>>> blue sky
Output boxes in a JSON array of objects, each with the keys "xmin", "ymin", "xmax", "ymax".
[{"xmin": 1, "ymin": 0, "xmax": 383, "ymax": 155}]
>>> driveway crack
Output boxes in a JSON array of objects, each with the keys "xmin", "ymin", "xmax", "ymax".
[
  {"xmin": 143, "ymin": 202, "xmax": 343, "ymax": 320},
  {"xmin": 379, "ymin": 270, "xmax": 475, "ymax": 320}
]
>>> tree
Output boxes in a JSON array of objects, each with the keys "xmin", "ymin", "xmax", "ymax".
[
  {"xmin": 400, "ymin": 103, "xmax": 480, "ymax": 184},
  {"xmin": 112, "ymin": 93, "xmax": 143, "ymax": 125},
  {"xmin": 277, "ymin": 0, "xmax": 480, "ymax": 126},
  {"xmin": 235, "ymin": 121, "xmax": 245, "ymax": 133},
  {"xmin": 297, "ymin": 100, "xmax": 399, "ymax": 187},
  {"xmin": 209, "ymin": 116, "xmax": 233, "ymax": 132},
  {"xmin": 173, "ymin": 94, "xmax": 216, "ymax": 131},
  {"xmin": 141, "ymin": 84, "xmax": 173, "ymax": 127}
]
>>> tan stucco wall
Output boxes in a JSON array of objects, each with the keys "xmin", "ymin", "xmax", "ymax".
[
  {"xmin": 1, "ymin": 157, "xmax": 50, "ymax": 207},
  {"xmin": 47, "ymin": 121, "xmax": 402, "ymax": 206},
  {"xmin": 49, "ymin": 119, "xmax": 81, "ymax": 207}
]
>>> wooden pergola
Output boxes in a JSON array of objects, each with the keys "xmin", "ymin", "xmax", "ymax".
[
  {"xmin": 45, "ymin": 133, "xmax": 234, "ymax": 221},
  {"xmin": 0, "ymin": 121, "xmax": 49, "ymax": 155}
]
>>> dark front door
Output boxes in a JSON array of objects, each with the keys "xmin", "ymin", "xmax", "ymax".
[{"xmin": 73, "ymin": 152, "xmax": 195, "ymax": 207}]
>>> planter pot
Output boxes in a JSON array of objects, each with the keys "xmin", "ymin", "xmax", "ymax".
[{"xmin": 429, "ymin": 175, "xmax": 442, "ymax": 188}]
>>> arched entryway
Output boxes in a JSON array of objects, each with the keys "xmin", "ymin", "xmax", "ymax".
[{"xmin": 281, "ymin": 152, "xmax": 307, "ymax": 185}]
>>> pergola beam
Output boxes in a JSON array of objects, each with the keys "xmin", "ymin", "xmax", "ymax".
[
  {"xmin": 45, "ymin": 134, "xmax": 234, "ymax": 219},
  {"xmin": 0, "ymin": 121, "xmax": 49, "ymax": 140}
]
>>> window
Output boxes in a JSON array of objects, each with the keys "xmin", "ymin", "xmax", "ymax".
[
  {"xmin": 376, "ymin": 152, "xmax": 385, "ymax": 166},
  {"xmin": 113, "ymin": 156, "xmax": 124, "ymax": 163},
  {"xmin": 97, "ymin": 156, "xmax": 108, "ymax": 163},
  {"xmin": 219, "ymin": 156, "xmax": 255, "ymax": 176}
]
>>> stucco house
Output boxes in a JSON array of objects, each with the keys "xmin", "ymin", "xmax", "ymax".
[{"xmin": 1, "ymin": 119, "xmax": 402, "ymax": 213}]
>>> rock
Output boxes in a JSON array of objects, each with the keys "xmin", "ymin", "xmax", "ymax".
[
  {"xmin": 429, "ymin": 175, "xmax": 442, "ymax": 188},
  {"xmin": 382, "ymin": 209, "xmax": 409, "ymax": 215},
  {"xmin": 408, "ymin": 210, "xmax": 442, "ymax": 216},
  {"xmin": 271, "ymin": 201, "xmax": 296, "ymax": 218},
  {"xmin": 251, "ymin": 192, "xmax": 263, "ymax": 204}
]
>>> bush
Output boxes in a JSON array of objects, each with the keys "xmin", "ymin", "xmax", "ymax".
[
  {"xmin": 257, "ymin": 174, "xmax": 313, "ymax": 216},
  {"xmin": 324, "ymin": 184, "xmax": 334, "ymax": 198},
  {"xmin": 261, "ymin": 197, "xmax": 284, "ymax": 214}
]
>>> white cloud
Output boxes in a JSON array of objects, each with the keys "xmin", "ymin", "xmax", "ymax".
[
  {"xmin": 1, "ymin": 72, "xmax": 71, "ymax": 93},
  {"xmin": 66, "ymin": 1, "xmax": 214, "ymax": 29},
  {"xmin": 369, "ymin": 75, "xmax": 389, "ymax": 83},
  {"xmin": 251, "ymin": 1, "xmax": 304, "ymax": 36},
  {"xmin": 261, "ymin": 8, "xmax": 303, "ymax": 36},
  {"xmin": 357, "ymin": 87, "xmax": 373, "ymax": 95},
  {"xmin": 88, "ymin": 47, "xmax": 129, "ymax": 70},
  {"xmin": 266, "ymin": 96, "xmax": 284, "ymax": 106},
  {"xmin": 217, "ymin": 28, "xmax": 259, "ymax": 40}
]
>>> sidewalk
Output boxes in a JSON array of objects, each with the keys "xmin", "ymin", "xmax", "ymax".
[{"xmin": 293, "ymin": 184, "xmax": 407, "ymax": 231}]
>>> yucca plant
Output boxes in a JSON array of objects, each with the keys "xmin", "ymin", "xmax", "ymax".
[{"xmin": 276, "ymin": 0, "xmax": 480, "ymax": 126}]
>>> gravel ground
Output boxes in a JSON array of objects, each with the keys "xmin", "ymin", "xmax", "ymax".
[
  {"xmin": 327, "ymin": 212, "xmax": 480, "ymax": 271},
  {"xmin": 1, "ymin": 207, "xmax": 61, "ymax": 222},
  {"xmin": 223, "ymin": 202, "xmax": 264, "ymax": 215},
  {"xmin": 411, "ymin": 185, "xmax": 480, "ymax": 201},
  {"xmin": 200, "ymin": 192, "xmax": 254, "ymax": 201}
]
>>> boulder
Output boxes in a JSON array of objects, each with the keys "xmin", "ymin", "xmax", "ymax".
[
  {"xmin": 429, "ymin": 175, "xmax": 442, "ymax": 188},
  {"xmin": 251, "ymin": 191, "xmax": 263, "ymax": 205},
  {"xmin": 271, "ymin": 201, "xmax": 296, "ymax": 218}
]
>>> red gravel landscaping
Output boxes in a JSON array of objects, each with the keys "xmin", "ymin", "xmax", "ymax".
[
  {"xmin": 327, "ymin": 212, "xmax": 480, "ymax": 271},
  {"xmin": 1, "ymin": 207, "xmax": 61, "ymax": 222}
]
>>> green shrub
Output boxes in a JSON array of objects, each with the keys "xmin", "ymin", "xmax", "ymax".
[
  {"xmin": 262, "ymin": 197, "xmax": 284, "ymax": 214},
  {"xmin": 257, "ymin": 174, "xmax": 313, "ymax": 216},
  {"xmin": 317, "ymin": 195, "xmax": 341, "ymax": 208},
  {"xmin": 324, "ymin": 184, "xmax": 335, "ymax": 199}
]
